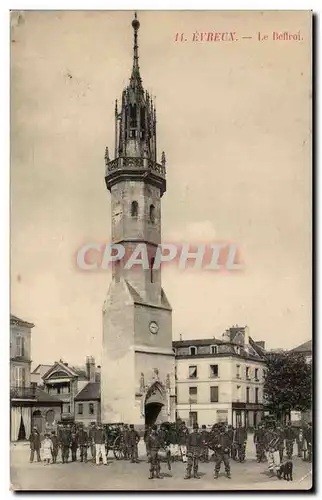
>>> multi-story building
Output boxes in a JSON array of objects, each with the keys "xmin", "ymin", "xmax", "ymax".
[
  {"xmin": 10, "ymin": 314, "xmax": 63, "ymax": 440},
  {"xmin": 174, "ymin": 326, "xmax": 266, "ymax": 428},
  {"xmin": 42, "ymin": 356, "xmax": 100, "ymax": 418},
  {"xmin": 74, "ymin": 381, "xmax": 101, "ymax": 425}
]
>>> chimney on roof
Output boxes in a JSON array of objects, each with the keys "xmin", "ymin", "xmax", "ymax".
[
  {"xmin": 86, "ymin": 356, "xmax": 96, "ymax": 383},
  {"xmin": 64, "ymin": 362, "xmax": 68, "ymax": 367},
  {"xmin": 179, "ymin": 334, "xmax": 182, "ymax": 341}
]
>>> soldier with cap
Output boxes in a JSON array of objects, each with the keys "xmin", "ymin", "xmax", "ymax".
[
  {"xmin": 60, "ymin": 424, "xmax": 72, "ymax": 464},
  {"xmin": 200, "ymin": 425, "xmax": 209, "ymax": 463},
  {"xmin": 50, "ymin": 430, "xmax": 59, "ymax": 464},
  {"xmin": 77, "ymin": 423, "xmax": 89, "ymax": 463},
  {"xmin": 284, "ymin": 422, "xmax": 296, "ymax": 459},
  {"xmin": 254, "ymin": 423, "xmax": 266, "ymax": 463},
  {"xmin": 147, "ymin": 424, "xmax": 163, "ymax": 479},
  {"xmin": 29, "ymin": 426, "xmax": 41, "ymax": 463},
  {"xmin": 184, "ymin": 423, "xmax": 202, "ymax": 480},
  {"xmin": 122, "ymin": 424, "xmax": 130, "ymax": 460},
  {"xmin": 235, "ymin": 422, "xmax": 247, "ymax": 462},
  {"xmin": 88, "ymin": 422, "xmax": 96, "ymax": 462},
  {"xmin": 128, "ymin": 424, "xmax": 140, "ymax": 463},
  {"xmin": 213, "ymin": 423, "xmax": 231, "ymax": 479}
]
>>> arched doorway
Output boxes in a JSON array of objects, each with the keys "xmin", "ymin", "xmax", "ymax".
[
  {"xmin": 32, "ymin": 410, "xmax": 43, "ymax": 433},
  {"xmin": 145, "ymin": 382, "xmax": 166, "ymax": 426},
  {"xmin": 18, "ymin": 415, "xmax": 26, "ymax": 440}
]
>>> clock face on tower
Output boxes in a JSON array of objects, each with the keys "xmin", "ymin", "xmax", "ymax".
[{"xmin": 149, "ymin": 321, "xmax": 159, "ymax": 334}]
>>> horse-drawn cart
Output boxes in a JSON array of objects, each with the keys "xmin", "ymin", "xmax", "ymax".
[{"xmin": 103, "ymin": 423, "xmax": 126, "ymax": 460}]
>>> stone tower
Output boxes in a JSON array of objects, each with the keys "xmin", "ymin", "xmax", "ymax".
[{"xmin": 101, "ymin": 13, "xmax": 176, "ymax": 426}]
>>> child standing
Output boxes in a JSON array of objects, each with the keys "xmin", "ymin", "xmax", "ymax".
[{"xmin": 43, "ymin": 433, "xmax": 53, "ymax": 465}]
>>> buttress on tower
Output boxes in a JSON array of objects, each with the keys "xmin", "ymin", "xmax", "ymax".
[{"xmin": 101, "ymin": 13, "xmax": 176, "ymax": 426}]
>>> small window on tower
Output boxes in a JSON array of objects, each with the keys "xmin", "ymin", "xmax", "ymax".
[
  {"xmin": 131, "ymin": 201, "xmax": 138, "ymax": 217},
  {"xmin": 150, "ymin": 257, "xmax": 155, "ymax": 283},
  {"xmin": 150, "ymin": 204, "xmax": 155, "ymax": 223}
]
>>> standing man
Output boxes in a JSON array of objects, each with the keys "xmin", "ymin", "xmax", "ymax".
[
  {"xmin": 213, "ymin": 423, "xmax": 231, "ymax": 479},
  {"xmin": 50, "ymin": 430, "xmax": 59, "ymax": 464},
  {"xmin": 147, "ymin": 424, "xmax": 163, "ymax": 479},
  {"xmin": 276, "ymin": 424, "xmax": 285, "ymax": 463},
  {"xmin": 254, "ymin": 423, "xmax": 266, "ymax": 463},
  {"xmin": 60, "ymin": 425, "xmax": 71, "ymax": 464},
  {"xmin": 184, "ymin": 423, "xmax": 202, "ymax": 480},
  {"xmin": 264, "ymin": 426, "xmax": 281, "ymax": 478},
  {"xmin": 304, "ymin": 422, "xmax": 312, "ymax": 462},
  {"xmin": 70, "ymin": 429, "xmax": 78, "ymax": 462},
  {"xmin": 284, "ymin": 422, "xmax": 296, "ymax": 459},
  {"xmin": 178, "ymin": 421, "xmax": 189, "ymax": 463},
  {"xmin": 94, "ymin": 423, "xmax": 107, "ymax": 465},
  {"xmin": 128, "ymin": 424, "xmax": 140, "ymax": 463},
  {"xmin": 29, "ymin": 426, "xmax": 41, "ymax": 463},
  {"xmin": 122, "ymin": 424, "xmax": 130, "ymax": 460},
  {"xmin": 235, "ymin": 422, "xmax": 247, "ymax": 462},
  {"xmin": 88, "ymin": 422, "xmax": 96, "ymax": 462},
  {"xmin": 77, "ymin": 423, "xmax": 88, "ymax": 463},
  {"xmin": 200, "ymin": 425, "xmax": 209, "ymax": 463},
  {"xmin": 226, "ymin": 425, "xmax": 234, "ymax": 460}
]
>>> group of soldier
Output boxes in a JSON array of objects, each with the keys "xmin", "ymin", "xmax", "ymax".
[{"xmin": 29, "ymin": 418, "xmax": 312, "ymax": 481}]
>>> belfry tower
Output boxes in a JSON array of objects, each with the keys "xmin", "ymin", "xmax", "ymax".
[{"xmin": 101, "ymin": 13, "xmax": 175, "ymax": 426}]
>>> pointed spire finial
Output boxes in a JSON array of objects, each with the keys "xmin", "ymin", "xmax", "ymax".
[{"xmin": 130, "ymin": 12, "xmax": 141, "ymax": 87}]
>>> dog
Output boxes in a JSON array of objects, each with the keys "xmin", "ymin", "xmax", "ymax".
[{"xmin": 278, "ymin": 460, "xmax": 293, "ymax": 481}]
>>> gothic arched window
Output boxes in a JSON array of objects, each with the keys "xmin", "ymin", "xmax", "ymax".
[
  {"xmin": 131, "ymin": 201, "xmax": 138, "ymax": 217},
  {"xmin": 149, "ymin": 204, "xmax": 155, "ymax": 223}
]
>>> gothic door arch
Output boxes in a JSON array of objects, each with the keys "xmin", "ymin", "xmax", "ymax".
[{"xmin": 144, "ymin": 382, "xmax": 166, "ymax": 426}]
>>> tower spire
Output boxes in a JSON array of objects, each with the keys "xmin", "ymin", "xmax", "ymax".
[{"xmin": 130, "ymin": 12, "xmax": 142, "ymax": 88}]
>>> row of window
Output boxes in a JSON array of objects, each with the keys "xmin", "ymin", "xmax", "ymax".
[
  {"xmin": 188, "ymin": 364, "xmax": 264, "ymax": 380},
  {"xmin": 187, "ymin": 386, "xmax": 260, "ymax": 404},
  {"xmin": 77, "ymin": 403, "xmax": 95, "ymax": 415},
  {"xmin": 130, "ymin": 201, "xmax": 155, "ymax": 222}
]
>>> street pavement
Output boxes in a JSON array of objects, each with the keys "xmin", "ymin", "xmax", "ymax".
[{"xmin": 10, "ymin": 439, "xmax": 312, "ymax": 492}]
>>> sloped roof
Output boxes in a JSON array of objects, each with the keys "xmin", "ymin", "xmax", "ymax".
[
  {"xmin": 290, "ymin": 340, "xmax": 312, "ymax": 353},
  {"xmin": 74, "ymin": 382, "xmax": 100, "ymax": 401},
  {"xmin": 34, "ymin": 387, "xmax": 63, "ymax": 404},
  {"xmin": 32, "ymin": 364, "xmax": 53, "ymax": 375},
  {"xmin": 10, "ymin": 314, "xmax": 34, "ymax": 328}
]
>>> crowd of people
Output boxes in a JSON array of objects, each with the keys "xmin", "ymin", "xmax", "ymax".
[{"xmin": 28, "ymin": 418, "xmax": 312, "ymax": 481}]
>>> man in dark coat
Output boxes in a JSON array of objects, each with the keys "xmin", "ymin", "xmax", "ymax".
[
  {"xmin": 184, "ymin": 423, "xmax": 202, "ymax": 479},
  {"xmin": 60, "ymin": 425, "xmax": 71, "ymax": 464},
  {"xmin": 88, "ymin": 422, "xmax": 96, "ymax": 462},
  {"xmin": 284, "ymin": 422, "xmax": 296, "ymax": 459},
  {"xmin": 29, "ymin": 427, "xmax": 41, "ymax": 463},
  {"xmin": 77, "ymin": 424, "xmax": 88, "ymax": 462},
  {"xmin": 235, "ymin": 423, "xmax": 247, "ymax": 462},
  {"xmin": 147, "ymin": 424, "xmax": 163, "ymax": 479},
  {"xmin": 70, "ymin": 430, "xmax": 78, "ymax": 462},
  {"xmin": 200, "ymin": 425, "xmax": 209, "ymax": 462},
  {"xmin": 122, "ymin": 424, "xmax": 130, "ymax": 460},
  {"xmin": 226, "ymin": 425, "xmax": 235, "ymax": 460},
  {"xmin": 128, "ymin": 424, "xmax": 140, "ymax": 463},
  {"xmin": 213, "ymin": 423, "xmax": 231, "ymax": 479},
  {"xmin": 50, "ymin": 430, "xmax": 59, "ymax": 464},
  {"xmin": 254, "ymin": 423, "xmax": 266, "ymax": 462}
]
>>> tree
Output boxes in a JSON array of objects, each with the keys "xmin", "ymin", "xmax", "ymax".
[{"xmin": 264, "ymin": 352, "xmax": 312, "ymax": 418}]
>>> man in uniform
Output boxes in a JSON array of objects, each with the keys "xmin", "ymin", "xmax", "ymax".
[
  {"xmin": 276, "ymin": 424, "xmax": 285, "ymax": 463},
  {"xmin": 284, "ymin": 422, "xmax": 296, "ymax": 459},
  {"xmin": 213, "ymin": 423, "xmax": 231, "ymax": 479},
  {"xmin": 94, "ymin": 422, "xmax": 108, "ymax": 465},
  {"xmin": 254, "ymin": 423, "xmax": 266, "ymax": 463},
  {"xmin": 304, "ymin": 422, "xmax": 312, "ymax": 462},
  {"xmin": 128, "ymin": 424, "xmax": 140, "ymax": 463},
  {"xmin": 184, "ymin": 422, "xmax": 202, "ymax": 480},
  {"xmin": 50, "ymin": 430, "xmax": 59, "ymax": 464},
  {"xmin": 77, "ymin": 423, "xmax": 89, "ymax": 463},
  {"xmin": 29, "ymin": 426, "xmax": 41, "ymax": 463},
  {"xmin": 264, "ymin": 424, "xmax": 281, "ymax": 478},
  {"xmin": 88, "ymin": 422, "xmax": 96, "ymax": 462},
  {"xmin": 147, "ymin": 424, "xmax": 163, "ymax": 479},
  {"xmin": 200, "ymin": 425, "xmax": 209, "ymax": 463},
  {"xmin": 235, "ymin": 422, "xmax": 247, "ymax": 462},
  {"xmin": 122, "ymin": 424, "xmax": 130, "ymax": 460},
  {"xmin": 70, "ymin": 429, "xmax": 78, "ymax": 462},
  {"xmin": 226, "ymin": 425, "xmax": 234, "ymax": 460},
  {"xmin": 178, "ymin": 421, "xmax": 189, "ymax": 463},
  {"xmin": 60, "ymin": 425, "xmax": 71, "ymax": 464}
]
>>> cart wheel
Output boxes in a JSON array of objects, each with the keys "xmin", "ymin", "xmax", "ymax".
[{"xmin": 113, "ymin": 435, "xmax": 125, "ymax": 460}]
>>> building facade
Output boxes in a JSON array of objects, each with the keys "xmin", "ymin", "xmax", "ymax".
[
  {"xmin": 10, "ymin": 314, "xmax": 63, "ymax": 440},
  {"xmin": 101, "ymin": 13, "xmax": 175, "ymax": 427},
  {"xmin": 74, "ymin": 382, "xmax": 101, "ymax": 425},
  {"xmin": 174, "ymin": 327, "xmax": 266, "ymax": 428}
]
